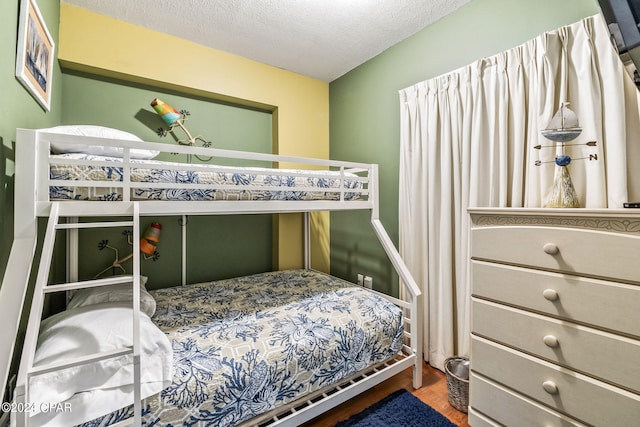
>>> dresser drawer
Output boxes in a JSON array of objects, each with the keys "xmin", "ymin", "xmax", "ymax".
[
  {"xmin": 472, "ymin": 260, "xmax": 640, "ymax": 338},
  {"xmin": 470, "ymin": 372, "xmax": 586, "ymax": 427},
  {"xmin": 471, "ymin": 336, "xmax": 640, "ymax": 427},
  {"xmin": 468, "ymin": 407, "xmax": 499, "ymax": 427},
  {"xmin": 472, "ymin": 298, "xmax": 640, "ymax": 393},
  {"xmin": 471, "ymin": 226, "xmax": 640, "ymax": 283}
]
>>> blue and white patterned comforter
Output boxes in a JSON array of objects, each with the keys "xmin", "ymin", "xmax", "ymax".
[
  {"xmin": 82, "ymin": 269, "xmax": 403, "ymax": 427},
  {"xmin": 49, "ymin": 154, "xmax": 363, "ymax": 201}
]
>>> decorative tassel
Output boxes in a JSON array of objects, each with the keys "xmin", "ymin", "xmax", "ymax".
[{"xmin": 544, "ymin": 165, "xmax": 580, "ymax": 208}]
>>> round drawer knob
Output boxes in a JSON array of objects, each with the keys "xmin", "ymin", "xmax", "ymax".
[
  {"xmin": 542, "ymin": 380, "xmax": 559, "ymax": 395},
  {"xmin": 543, "ymin": 335, "xmax": 560, "ymax": 348},
  {"xmin": 543, "ymin": 243, "xmax": 559, "ymax": 255},
  {"xmin": 542, "ymin": 289, "xmax": 559, "ymax": 301}
]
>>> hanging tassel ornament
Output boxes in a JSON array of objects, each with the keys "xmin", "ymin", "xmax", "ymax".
[{"xmin": 545, "ymin": 156, "xmax": 580, "ymax": 208}]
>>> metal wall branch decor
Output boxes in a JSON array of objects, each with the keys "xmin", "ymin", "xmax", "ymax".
[
  {"xmin": 94, "ymin": 223, "xmax": 162, "ymax": 278},
  {"xmin": 16, "ymin": 0, "xmax": 55, "ymax": 111}
]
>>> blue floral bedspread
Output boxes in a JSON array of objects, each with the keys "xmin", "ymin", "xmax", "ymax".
[
  {"xmin": 82, "ymin": 269, "xmax": 403, "ymax": 427},
  {"xmin": 49, "ymin": 154, "xmax": 363, "ymax": 201}
]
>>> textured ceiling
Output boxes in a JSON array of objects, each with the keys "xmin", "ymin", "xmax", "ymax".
[{"xmin": 62, "ymin": 0, "xmax": 469, "ymax": 82}]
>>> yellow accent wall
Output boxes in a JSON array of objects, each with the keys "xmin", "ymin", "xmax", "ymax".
[{"xmin": 58, "ymin": 4, "xmax": 330, "ymax": 272}]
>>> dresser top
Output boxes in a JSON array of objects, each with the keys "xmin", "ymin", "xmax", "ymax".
[
  {"xmin": 468, "ymin": 208, "xmax": 640, "ymax": 233},
  {"xmin": 468, "ymin": 207, "xmax": 640, "ymax": 218}
]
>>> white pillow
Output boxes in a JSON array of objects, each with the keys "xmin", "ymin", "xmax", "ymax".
[
  {"xmin": 41, "ymin": 125, "xmax": 159, "ymax": 159},
  {"xmin": 29, "ymin": 302, "xmax": 172, "ymax": 419},
  {"xmin": 67, "ymin": 275, "xmax": 156, "ymax": 317}
]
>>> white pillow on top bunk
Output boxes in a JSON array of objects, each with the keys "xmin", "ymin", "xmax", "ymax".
[
  {"xmin": 41, "ymin": 125, "xmax": 159, "ymax": 159},
  {"xmin": 67, "ymin": 275, "xmax": 156, "ymax": 316}
]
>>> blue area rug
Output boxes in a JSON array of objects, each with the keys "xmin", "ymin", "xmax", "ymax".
[{"xmin": 335, "ymin": 389, "xmax": 457, "ymax": 427}]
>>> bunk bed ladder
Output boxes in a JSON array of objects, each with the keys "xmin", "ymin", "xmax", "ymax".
[{"xmin": 13, "ymin": 202, "xmax": 143, "ymax": 427}]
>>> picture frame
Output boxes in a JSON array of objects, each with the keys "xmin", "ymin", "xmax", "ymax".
[{"xmin": 15, "ymin": 0, "xmax": 55, "ymax": 111}]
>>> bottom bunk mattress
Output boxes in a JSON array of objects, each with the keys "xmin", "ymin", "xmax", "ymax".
[{"xmin": 82, "ymin": 269, "xmax": 404, "ymax": 426}]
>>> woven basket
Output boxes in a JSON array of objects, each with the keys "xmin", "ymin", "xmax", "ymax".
[{"xmin": 444, "ymin": 357, "xmax": 470, "ymax": 413}]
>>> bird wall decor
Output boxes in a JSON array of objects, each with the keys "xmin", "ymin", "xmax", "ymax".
[{"xmin": 151, "ymin": 98, "xmax": 214, "ymax": 162}]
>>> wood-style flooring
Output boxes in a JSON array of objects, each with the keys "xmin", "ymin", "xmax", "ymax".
[{"xmin": 303, "ymin": 361, "xmax": 470, "ymax": 427}]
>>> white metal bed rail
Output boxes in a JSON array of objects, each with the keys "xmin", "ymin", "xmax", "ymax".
[
  {"xmin": 368, "ymin": 164, "xmax": 423, "ymax": 388},
  {"xmin": 243, "ymin": 353, "xmax": 417, "ymax": 427},
  {"xmin": 13, "ymin": 202, "xmax": 143, "ymax": 427},
  {"xmin": 37, "ymin": 130, "xmax": 373, "ymax": 169}
]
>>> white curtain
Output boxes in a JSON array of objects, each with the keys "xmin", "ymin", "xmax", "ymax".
[{"xmin": 398, "ymin": 14, "xmax": 640, "ymax": 371}]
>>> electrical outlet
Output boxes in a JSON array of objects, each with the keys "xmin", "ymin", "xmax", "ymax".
[
  {"xmin": 363, "ymin": 276, "xmax": 373, "ymax": 289},
  {"xmin": 357, "ymin": 274, "xmax": 364, "ymax": 286}
]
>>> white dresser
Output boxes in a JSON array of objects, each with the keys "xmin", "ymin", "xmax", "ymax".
[{"xmin": 468, "ymin": 208, "xmax": 640, "ymax": 427}]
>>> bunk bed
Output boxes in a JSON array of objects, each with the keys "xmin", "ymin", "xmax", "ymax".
[{"xmin": 0, "ymin": 127, "xmax": 423, "ymax": 426}]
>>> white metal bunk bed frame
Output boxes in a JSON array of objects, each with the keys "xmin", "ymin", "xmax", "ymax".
[{"xmin": 1, "ymin": 128, "xmax": 423, "ymax": 426}]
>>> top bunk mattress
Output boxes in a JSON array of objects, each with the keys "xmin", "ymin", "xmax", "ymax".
[{"xmin": 49, "ymin": 153, "xmax": 365, "ymax": 202}]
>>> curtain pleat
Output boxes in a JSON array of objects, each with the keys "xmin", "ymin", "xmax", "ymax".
[{"xmin": 398, "ymin": 14, "xmax": 640, "ymax": 371}]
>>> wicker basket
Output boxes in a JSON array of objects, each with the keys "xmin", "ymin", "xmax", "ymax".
[{"xmin": 444, "ymin": 357, "xmax": 470, "ymax": 413}]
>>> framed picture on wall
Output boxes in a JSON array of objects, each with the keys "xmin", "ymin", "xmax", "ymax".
[{"xmin": 15, "ymin": 0, "xmax": 55, "ymax": 111}]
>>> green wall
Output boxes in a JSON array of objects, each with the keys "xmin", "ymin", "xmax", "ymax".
[
  {"xmin": 1, "ymin": 1, "xmax": 274, "ymax": 290},
  {"xmin": 61, "ymin": 73, "xmax": 274, "ymax": 288},
  {"xmin": 1, "ymin": 0, "xmax": 62, "ymax": 403},
  {"xmin": 0, "ymin": 0, "xmax": 604, "ymax": 324},
  {"xmin": 0, "ymin": 0, "xmax": 62, "ymax": 284},
  {"xmin": 329, "ymin": 0, "xmax": 602, "ymax": 295}
]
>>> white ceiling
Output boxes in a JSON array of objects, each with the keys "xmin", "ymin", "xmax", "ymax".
[{"xmin": 62, "ymin": 0, "xmax": 469, "ymax": 82}]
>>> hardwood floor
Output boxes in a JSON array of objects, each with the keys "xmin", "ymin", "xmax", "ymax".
[{"xmin": 303, "ymin": 361, "xmax": 470, "ymax": 426}]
